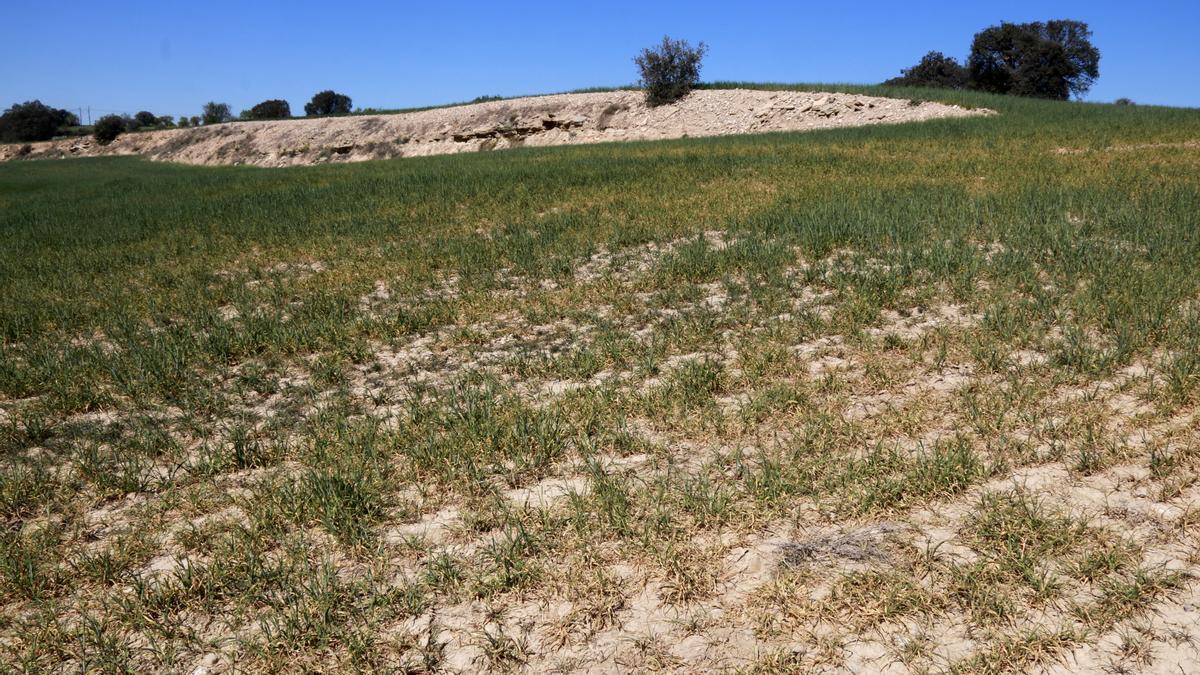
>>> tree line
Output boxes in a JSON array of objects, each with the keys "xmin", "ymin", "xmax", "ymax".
[
  {"xmin": 0, "ymin": 90, "xmax": 354, "ymax": 145},
  {"xmin": 883, "ymin": 20, "xmax": 1101, "ymax": 100}
]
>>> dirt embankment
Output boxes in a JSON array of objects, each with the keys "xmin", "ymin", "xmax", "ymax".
[{"xmin": 0, "ymin": 89, "xmax": 991, "ymax": 167}]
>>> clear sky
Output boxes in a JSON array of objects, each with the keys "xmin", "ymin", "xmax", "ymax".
[{"xmin": 3, "ymin": 0, "xmax": 1197, "ymax": 121}]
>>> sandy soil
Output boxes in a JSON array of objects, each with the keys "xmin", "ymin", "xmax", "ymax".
[{"xmin": 0, "ymin": 89, "xmax": 991, "ymax": 167}]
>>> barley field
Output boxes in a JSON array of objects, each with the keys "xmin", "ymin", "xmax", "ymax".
[{"xmin": 2, "ymin": 85, "xmax": 1199, "ymax": 672}]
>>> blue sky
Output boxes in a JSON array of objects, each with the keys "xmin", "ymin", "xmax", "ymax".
[{"xmin": 3, "ymin": 1, "xmax": 1197, "ymax": 121}]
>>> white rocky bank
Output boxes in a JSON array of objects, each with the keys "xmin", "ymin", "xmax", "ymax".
[{"xmin": 1, "ymin": 89, "xmax": 991, "ymax": 167}]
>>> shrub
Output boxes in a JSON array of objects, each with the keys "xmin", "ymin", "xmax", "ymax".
[
  {"xmin": 967, "ymin": 20, "xmax": 1100, "ymax": 100},
  {"xmin": 189, "ymin": 116, "xmax": 201, "ymax": 127},
  {"xmin": 884, "ymin": 51, "xmax": 968, "ymax": 89},
  {"xmin": 1115, "ymin": 97, "xmax": 1135, "ymax": 106},
  {"xmin": 134, "ymin": 111, "xmax": 158, "ymax": 128},
  {"xmin": 305, "ymin": 90, "xmax": 352, "ymax": 116},
  {"xmin": 0, "ymin": 101, "xmax": 76, "ymax": 142},
  {"xmin": 178, "ymin": 117, "xmax": 190, "ymax": 128},
  {"xmin": 634, "ymin": 36, "xmax": 707, "ymax": 107},
  {"xmin": 246, "ymin": 99, "xmax": 291, "ymax": 120},
  {"xmin": 472, "ymin": 95, "xmax": 504, "ymax": 104},
  {"xmin": 156, "ymin": 116, "xmax": 175, "ymax": 127},
  {"xmin": 93, "ymin": 115, "xmax": 126, "ymax": 144},
  {"xmin": 201, "ymin": 102, "xmax": 233, "ymax": 125}
]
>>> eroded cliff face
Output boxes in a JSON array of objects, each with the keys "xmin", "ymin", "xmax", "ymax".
[{"xmin": 1, "ymin": 89, "xmax": 989, "ymax": 167}]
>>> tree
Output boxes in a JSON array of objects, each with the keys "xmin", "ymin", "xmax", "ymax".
[
  {"xmin": 201, "ymin": 102, "xmax": 233, "ymax": 125},
  {"xmin": 178, "ymin": 117, "xmax": 190, "ymax": 128},
  {"xmin": 246, "ymin": 99, "xmax": 292, "ymax": 120},
  {"xmin": 884, "ymin": 51, "xmax": 968, "ymax": 89},
  {"xmin": 304, "ymin": 90, "xmax": 352, "ymax": 116},
  {"xmin": 634, "ymin": 36, "xmax": 707, "ymax": 106},
  {"xmin": 967, "ymin": 20, "xmax": 1100, "ymax": 100},
  {"xmin": 0, "ymin": 100, "xmax": 76, "ymax": 142},
  {"xmin": 156, "ymin": 115, "xmax": 175, "ymax": 127},
  {"xmin": 189, "ymin": 116, "xmax": 201, "ymax": 127},
  {"xmin": 93, "ymin": 115, "xmax": 126, "ymax": 144},
  {"xmin": 134, "ymin": 111, "xmax": 158, "ymax": 128}
]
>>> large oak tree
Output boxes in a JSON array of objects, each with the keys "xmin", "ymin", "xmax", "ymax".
[{"xmin": 967, "ymin": 20, "xmax": 1100, "ymax": 100}]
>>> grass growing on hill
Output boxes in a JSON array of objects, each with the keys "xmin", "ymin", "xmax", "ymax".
[{"xmin": 1, "ymin": 85, "xmax": 1199, "ymax": 672}]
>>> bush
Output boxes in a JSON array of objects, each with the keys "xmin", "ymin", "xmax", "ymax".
[
  {"xmin": 0, "ymin": 100, "xmax": 76, "ymax": 142},
  {"xmin": 134, "ymin": 111, "xmax": 158, "ymax": 128},
  {"xmin": 156, "ymin": 116, "xmax": 175, "ymax": 127},
  {"xmin": 968, "ymin": 20, "xmax": 1100, "ymax": 100},
  {"xmin": 884, "ymin": 51, "xmax": 968, "ymax": 89},
  {"xmin": 178, "ymin": 117, "xmax": 190, "ymax": 128},
  {"xmin": 634, "ymin": 36, "xmax": 707, "ymax": 107},
  {"xmin": 246, "ymin": 99, "xmax": 292, "ymax": 120},
  {"xmin": 93, "ymin": 115, "xmax": 126, "ymax": 144},
  {"xmin": 201, "ymin": 102, "xmax": 233, "ymax": 125},
  {"xmin": 305, "ymin": 91, "xmax": 352, "ymax": 116},
  {"xmin": 189, "ymin": 116, "xmax": 201, "ymax": 127},
  {"xmin": 1115, "ymin": 97, "xmax": 1135, "ymax": 106}
]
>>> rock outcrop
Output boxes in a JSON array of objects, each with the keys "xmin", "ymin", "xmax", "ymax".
[{"xmin": 0, "ymin": 89, "xmax": 991, "ymax": 167}]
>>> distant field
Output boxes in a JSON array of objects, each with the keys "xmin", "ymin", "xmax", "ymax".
[{"xmin": 2, "ymin": 86, "xmax": 1199, "ymax": 672}]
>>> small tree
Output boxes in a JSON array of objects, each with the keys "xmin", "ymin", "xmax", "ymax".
[
  {"xmin": 304, "ymin": 90, "xmax": 352, "ymax": 116},
  {"xmin": 634, "ymin": 36, "xmax": 707, "ymax": 106},
  {"xmin": 189, "ymin": 116, "xmax": 201, "ymax": 127},
  {"xmin": 201, "ymin": 102, "xmax": 233, "ymax": 125},
  {"xmin": 93, "ymin": 115, "xmax": 126, "ymax": 144},
  {"xmin": 134, "ymin": 111, "xmax": 158, "ymax": 128},
  {"xmin": 1115, "ymin": 97, "xmax": 1135, "ymax": 106},
  {"xmin": 0, "ymin": 100, "xmax": 76, "ymax": 142},
  {"xmin": 246, "ymin": 99, "xmax": 292, "ymax": 120},
  {"xmin": 884, "ymin": 51, "xmax": 968, "ymax": 89},
  {"xmin": 967, "ymin": 20, "xmax": 1100, "ymax": 100},
  {"xmin": 156, "ymin": 115, "xmax": 175, "ymax": 127},
  {"xmin": 178, "ymin": 117, "xmax": 190, "ymax": 128}
]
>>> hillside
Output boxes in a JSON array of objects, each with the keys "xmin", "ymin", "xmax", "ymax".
[
  {"xmin": 0, "ymin": 89, "xmax": 986, "ymax": 167},
  {"xmin": 2, "ymin": 86, "xmax": 1200, "ymax": 672}
]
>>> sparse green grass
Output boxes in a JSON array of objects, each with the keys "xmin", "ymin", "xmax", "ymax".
[{"xmin": 1, "ymin": 84, "xmax": 1199, "ymax": 671}]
